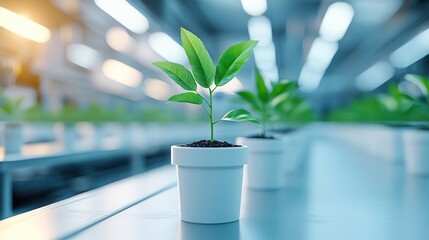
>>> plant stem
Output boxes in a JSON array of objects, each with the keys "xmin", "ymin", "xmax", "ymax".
[
  {"xmin": 209, "ymin": 88, "xmax": 214, "ymax": 142},
  {"xmin": 261, "ymin": 106, "xmax": 267, "ymax": 137},
  {"xmin": 208, "ymin": 89, "xmax": 214, "ymax": 141}
]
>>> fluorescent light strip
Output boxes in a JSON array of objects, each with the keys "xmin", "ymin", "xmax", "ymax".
[
  {"xmin": 319, "ymin": 2, "xmax": 354, "ymax": 42},
  {"xmin": 67, "ymin": 44, "xmax": 101, "ymax": 70},
  {"xmin": 240, "ymin": 0, "xmax": 267, "ymax": 16},
  {"xmin": 0, "ymin": 7, "xmax": 50, "ymax": 43},
  {"xmin": 94, "ymin": 0, "xmax": 149, "ymax": 34},
  {"xmin": 261, "ymin": 67, "xmax": 279, "ymax": 83},
  {"xmin": 356, "ymin": 61, "xmax": 395, "ymax": 91},
  {"xmin": 106, "ymin": 27, "xmax": 135, "ymax": 53},
  {"xmin": 248, "ymin": 16, "xmax": 272, "ymax": 46},
  {"xmin": 254, "ymin": 43, "xmax": 277, "ymax": 70},
  {"xmin": 142, "ymin": 78, "xmax": 172, "ymax": 101},
  {"xmin": 390, "ymin": 28, "xmax": 429, "ymax": 69},
  {"xmin": 102, "ymin": 59, "xmax": 142, "ymax": 87},
  {"xmin": 306, "ymin": 37, "xmax": 339, "ymax": 72},
  {"xmin": 298, "ymin": 37, "xmax": 339, "ymax": 91},
  {"xmin": 298, "ymin": 66, "xmax": 324, "ymax": 92},
  {"xmin": 148, "ymin": 32, "xmax": 187, "ymax": 64}
]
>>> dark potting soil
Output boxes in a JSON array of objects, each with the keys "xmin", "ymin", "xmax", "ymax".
[
  {"xmin": 271, "ymin": 128, "xmax": 296, "ymax": 134},
  {"xmin": 245, "ymin": 134, "xmax": 276, "ymax": 139},
  {"xmin": 180, "ymin": 140, "xmax": 240, "ymax": 148}
]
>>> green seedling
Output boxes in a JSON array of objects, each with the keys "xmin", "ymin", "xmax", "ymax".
[
  {"xmin": 226, "ymin": 69, "xmax": 298, "ymax": 137},
  {"xmin": 403, "ymin": 74, "xmax": 429, "ymax": 114},
  {"xmin": 154, "ymin": 28, "xmax": 258, "ymax": 141},
  {"xmin": 0, "ymin": 92, "xmax": 25, "ymax": 121}
]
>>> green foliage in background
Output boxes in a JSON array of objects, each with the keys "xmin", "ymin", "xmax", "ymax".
[
  {"xmin": 275, "ymin": 95, "xmax": 317, "ymax": 123},
  {"xmin": 0, "ymin": 93, "xmax": 56, "ymax": 122},
  {"xmin": 402, "ymin": 74, "xmax": 429, "ymax": 120},
  {"xmin": 135, "ymin": 107, "xmax": 206, "ymax": 123},
  {"xmin": 153, "ymin": 28, "xmax": 258, "ymax": 141},
  {"xmin": 328, "ymin": 77, "xmax": 429, "ymax": 122},
  {"xmin": 25, "ymin": 104, "xmax": 55, "ymax": 122},
  {"xmin": 0, "ymin": 92, "xmax": 25, "ymax": 121},
  {"xmin": 227, "ymin": 69, "xmax": 299, "ymax": 137},
  {"xmin": 53, "ymin": 103, "xmax": 134, "ymax": 123}
]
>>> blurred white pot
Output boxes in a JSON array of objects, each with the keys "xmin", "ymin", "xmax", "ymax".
[
  {"xmin": 403, "ymin": 128, "xmax": 429, "ymax": 176},
  {"xmin": 274, "ymin": 129, "xmax": 307, "ymax": 173},
  {"xmin": 3, "ymin": 122, "xmax": 23, "ymax": 154},
  {"xmin": 236, "ymin": 137, "xmax": 285, "ymax": 189}
]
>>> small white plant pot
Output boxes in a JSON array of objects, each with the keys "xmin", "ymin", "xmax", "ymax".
[
  {"xmin": 236, "ymin": 137, "xmax": 285, "ymax": 189},
  {"xmin": 64, "ymin": 124, "xmax": 77, "ymax": 148},
  {"xmin": 93, "ymin": 123, "xmax": 106, "ymax": 149},
  {"xmin": 274, "ymin": 130, "xmax": 306, "ymax": 173},
  {"xmin": 3, "ymin": 122, "xmax": 23, "ymax": 154},
  {"xmin": 403, "ymin": 128, "xmax": 429, "ymax": 176},
  {"xmin": 172, "ymin": 145, "xmax": 248, "ymax": 224},
  {"xmin": 384, "ymin": 127, "xmax": 404, "ymax": 164}
]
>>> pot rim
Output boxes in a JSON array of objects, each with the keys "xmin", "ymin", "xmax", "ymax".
[
  {"xmin": 236, "ymin": 137, "xmax": 285, "ymax": 152},
  {"xmin": 171, "ymin": 145, "xmax": 248, "ymax": 167}
]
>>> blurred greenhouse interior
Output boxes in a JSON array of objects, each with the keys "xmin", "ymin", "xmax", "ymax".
[{"xmin": 0, "ymin": 0, "xmax": 429, "ymax": 239}]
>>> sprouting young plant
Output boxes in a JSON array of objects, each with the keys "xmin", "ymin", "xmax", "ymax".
[
  {"xmin": 404, "ymin": 74, "xmax": 429, "ymax": 105},
  {"xmin": 0, "ymin": 92, "xmax": 25, "ymax": 121},
  {"xmin": 153, "ymin": 28, "xmax": 258, "ymax": 142},
  {"xmin": 225, "ymin": 69, "xmax": 298, "ymax": 137}
]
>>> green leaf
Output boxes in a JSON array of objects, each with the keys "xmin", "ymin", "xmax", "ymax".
[
  {"xmin": 0, "ymin": 95, "xmax": 23, "ymax": 117},
  {"xmin": 400, "ymin": 93, "xmax": 416, "ymax": 102},
  {"xmin": 268, "ymin": 81, "xmax": 298, "ymax": 109},
  {"xmin": 167, "ymin": 92, "xmax": 203, "ymax": 105},
  {"xmin": 215, "ymin": 40, "xmax": 258, "ymax": 86},
  {"xmin": 221, "ymin": 109, "xmax": 260, "ymax": 125},
  {"xmin": 153, "ymin": 61, "xmax": 197, "ymax": 91},
  {"xmin": 236, "ymin": 91, "xmax": 261, "ymax": 111},
  {"xmin": 271, "ymin": 80, "xmax": 298, "ymax": 99},
  {"xmin": 180, "ymin": 28, "xmax": 214, "ymax": 88},
  {"xmin": 388, "ymin": 84, "xmax": 402, "ymax": 101},
  {"xmin": 255, "ymin": 69, "xmax": 269, "ymax": 102},
  {"xmin": 401, "ymin": 92, "xmax": 428, "ymax": 109},
  {"xmin": 405, "ymin": 74, "xmax": 429, "ymax": 97},
  {"xmin": 270, "ymin": 93, "xmax": 290, "ymax": 109}
]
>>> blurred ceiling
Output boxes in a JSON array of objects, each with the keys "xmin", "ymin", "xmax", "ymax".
[
  {"xmin": 136, "ymin": 0, "xmax": 429, "ymax": 96},
  {"xmin": 1, "ymin": 0, "xmax": 429, "ymax": 111}
]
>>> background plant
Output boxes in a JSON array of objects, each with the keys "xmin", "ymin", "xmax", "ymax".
[
  {"xmin": 328, "ymin": 83, "xmax": 429, "ymax": 122},
  {"xmin": 153, "ymin": 28, "xmax": 258, "ymax": 142},
  {"xmin": 0, "ymin": 92, "xmax": 26, "ymax": 121},
  {"xmin": 224, "ymin": 69, "xmax": 299, "ymax": 137},
  {"xmin": 401, "ymin": 74, "xmax": 429, "ymax": 120},
  {"xmin": 275, "ymin": 95, "xmax": 316, "ymax": 123}
]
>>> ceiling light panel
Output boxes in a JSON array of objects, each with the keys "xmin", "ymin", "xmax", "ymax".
[
  {"xmin": 240, "ymin": 0, "xmax": 267, "ymax": 16},
  {"xmin": 94, "ymin": 0, "xmax": 149, "ymax": 34},
  {"xmin": 319, "ymin": 2, "xmax": 354, "ymax": 42}
]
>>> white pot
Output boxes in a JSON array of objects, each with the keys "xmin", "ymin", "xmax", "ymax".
[
  {"xmin": 403, "ymin": 128, "xmax": 429, "ymax": 176},
  {"xmin": 382, "ymin": 127, "xmax": 404, "ymax": 164},
  {"xmin": 54, "ymin": 122, "xmax": 77, "ymax": 151},
  {"xmin": 236, "ymin": 137, "xmax": 285, "ymax": 189},
  {"xmin": 273, "ymin": 130, "xmax": 307, "ymax": 173},
  {"xmin": 3, "ymin": 122, "xmax": 23, "ymax": 154},
  {"xmin": 172, "ymin": 145, "xmax": 248, "ymax": 224}
]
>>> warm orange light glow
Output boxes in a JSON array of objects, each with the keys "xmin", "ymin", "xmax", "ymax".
[
  {"xmin": 102, "ymin": 59, "xmax": 142, "ymax": 87},
  {"xmin": 106, "ymin": 27, "xmax": 135, "ymax": 53},
  {"xmin": 0, "ymin": 7, "xmax": 50, "ymax": 43},
  {"xmin": 142, "ymin": 78, "xmax": 172, "ymax": 101}
]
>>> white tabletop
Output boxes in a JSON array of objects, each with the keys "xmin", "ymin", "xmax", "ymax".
[
  {"xmin": 2, "ymin": 124, "xmax": 428, "ymax": 239},
  {"xmin": 70, "ymin": 138, "xmax": 429, "ymax": 240}
]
